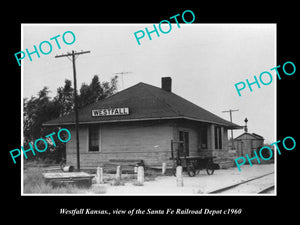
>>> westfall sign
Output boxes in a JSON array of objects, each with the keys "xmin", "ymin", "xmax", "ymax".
[{"xmin": 91, "ymin": 107, "xmax": 130, "ymax": 117}]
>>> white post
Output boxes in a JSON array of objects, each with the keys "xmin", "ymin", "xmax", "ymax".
[
  {"xmin": 137, "ymin": 166, "xmax": 144, "ymax": 185},
  {"xmin": 96, "ymin": 167, "xmax": 103, "ymax": 184},
  {"xmin": 115, "ymin": 165, "xmax": 122, "ymax": 182},
  {"xmin": 176, "ymin": 166, "xmax": 183, "ymax": 187},
  {"xmin": 162, "ymin": 162, "xmax": 167, "ymax": 175}
]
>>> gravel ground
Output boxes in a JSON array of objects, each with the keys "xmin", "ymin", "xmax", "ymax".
[{"xmin": 96, "ymin": 163, "xmax": 275, "ymax": 195}]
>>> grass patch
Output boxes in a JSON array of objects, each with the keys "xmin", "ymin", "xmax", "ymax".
[
  {"xmin": 24, "ymin": 158, "xmax": 57, "ymax": 171},
  {"xmin": 90, "ymin": 184, "xmax": 107, "ymax": 194},
  {"xmin": 110, "ymin": 178, "xmax": 125, "ymax": 186},
  {"xmin": 144, "ymin": 168, "xmax": 161, "ymax": 181},
  {"xmin": 23, "ymin": 167, "xmax": 105, "ymax": 194},
  {"xmin": 23, "ymin": 165, "xmax": 164, "ymax": 194}
]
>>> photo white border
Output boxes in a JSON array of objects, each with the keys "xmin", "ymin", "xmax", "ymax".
[{"xmin": 20, "ymin": 23, "xmax": 277, "ymax": 197}]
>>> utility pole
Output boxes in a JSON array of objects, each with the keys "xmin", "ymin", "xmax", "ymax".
[
  {"xmin": 222, "ymin": 109, "xmax": 239, "ymax": 149},
  {"xmin": 113, "ymin": 71, "xmax": 132, "ymax": 90},
  {"xmin": 55, "ymin": 50, "xmax": 91, "ymax": 171}
]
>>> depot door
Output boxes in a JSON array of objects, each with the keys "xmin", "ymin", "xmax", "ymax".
[
  {"xmin": 238, "ymin": 141, "xmax": 244, "ymax": 156},
  {"xmin": 179, "ymin": 131, "xmax": 189, "ymax": 157}
]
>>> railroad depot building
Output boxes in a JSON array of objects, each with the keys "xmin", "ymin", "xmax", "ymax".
[{"xmin": 44, "ymin": 77, "xmax": 242, "ymax": 169}]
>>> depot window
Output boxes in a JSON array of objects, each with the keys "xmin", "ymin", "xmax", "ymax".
[
  {"xmin": 214, "ymin": 126, "xmax": 222, "ymax": 149},
  {"xmin": 199, "ymin": 126, "xmax": 208, "ymax": 150},
  {"xmin": 88, "ymin": 126, "xmax": 100, "ymax": 152}
]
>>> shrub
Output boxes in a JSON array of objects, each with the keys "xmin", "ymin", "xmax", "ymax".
[{"xmin": 23, "ymin": 167, "xmax": 101, "ymax": 194}]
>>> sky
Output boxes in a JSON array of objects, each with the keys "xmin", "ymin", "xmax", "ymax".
[{"xmin": 22, "ymin": 23, "xmax": 276, "ymax": 143}]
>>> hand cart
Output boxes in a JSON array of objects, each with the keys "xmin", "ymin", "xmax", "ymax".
[{"xmin": 171, "ymin": 140, "xmax": 216, "ymax": 177}]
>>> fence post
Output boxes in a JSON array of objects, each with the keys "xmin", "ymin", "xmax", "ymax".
[
  {"xmin": 162, "ymin": 162, "xmax": 167, "ymax": 175},
  {"xmin": 137, "ymin": 166, "xmax": 144, "ymax": 185},
  {"xmin": 96, "ymin": 167, "xmax": 103, "ymax": 184},
  {"xmin": 115, "ymin": 165, "xmax": 122, "ymax": 182},
  {"xmin": 176, "ymin": 166, "xmax": 183, "ymax": 187}
]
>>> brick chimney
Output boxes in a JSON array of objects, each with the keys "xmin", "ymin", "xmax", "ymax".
[{"xmin": 161, "ymin": 77, "xmax": 172, "ymax": 92}]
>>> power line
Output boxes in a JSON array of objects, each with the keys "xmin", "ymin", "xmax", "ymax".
[
  {"xmin": 113, "ymin": 71, "xmax": 132, "ymax": 90},
  {"xmin": 55, "ymin": 50, "xmax": 91, "ymax": 171},
  {"xmin": 222, "ymin": 109, "xmax": 239, "ymax": 149}
]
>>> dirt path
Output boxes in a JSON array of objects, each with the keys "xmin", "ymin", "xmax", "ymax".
[{"xmin": 91, "ymin": 164, "xmax": 275, "ymax": 195}]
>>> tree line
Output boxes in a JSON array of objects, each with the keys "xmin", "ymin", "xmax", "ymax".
[{"xmin": 23, "ymin": 75, "xmax": 118, "ymax": 163}]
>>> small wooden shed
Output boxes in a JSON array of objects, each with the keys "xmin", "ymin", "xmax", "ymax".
[{"xmin": 233, "ymin": 132, "xmax": 264, "ymax": 158}]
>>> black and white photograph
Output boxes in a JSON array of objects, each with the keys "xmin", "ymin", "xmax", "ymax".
[
  {"xmin": 21, "ymin": 23, "xmax": 276, "ymax": 195},
  {"xmin": 3, "ymin": 5, "xmax": 298, "ymax": 221}
]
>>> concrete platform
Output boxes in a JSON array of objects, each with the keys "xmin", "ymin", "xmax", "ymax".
[{"xmin": 43, "ymin": 172, "xmax": 94, "ymax": 187}]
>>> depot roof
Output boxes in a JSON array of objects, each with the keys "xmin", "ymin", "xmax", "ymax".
[
  {"xmin": 234, "ymin": 132, "xmax": 264, "ymax": 140},
  {"xmin": 43, "ymin": 82, "xmax": 242, "ymax": 129}
]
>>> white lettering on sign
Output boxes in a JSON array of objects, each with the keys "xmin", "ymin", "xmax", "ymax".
[{"xmin": 91, "ymin": 108, "xmax": 130, "ymax": 117}]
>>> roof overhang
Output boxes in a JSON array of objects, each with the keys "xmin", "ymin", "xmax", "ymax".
[{"xmin": 43, "ymin": 116, "xmax": 243, "ymax": 129}]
